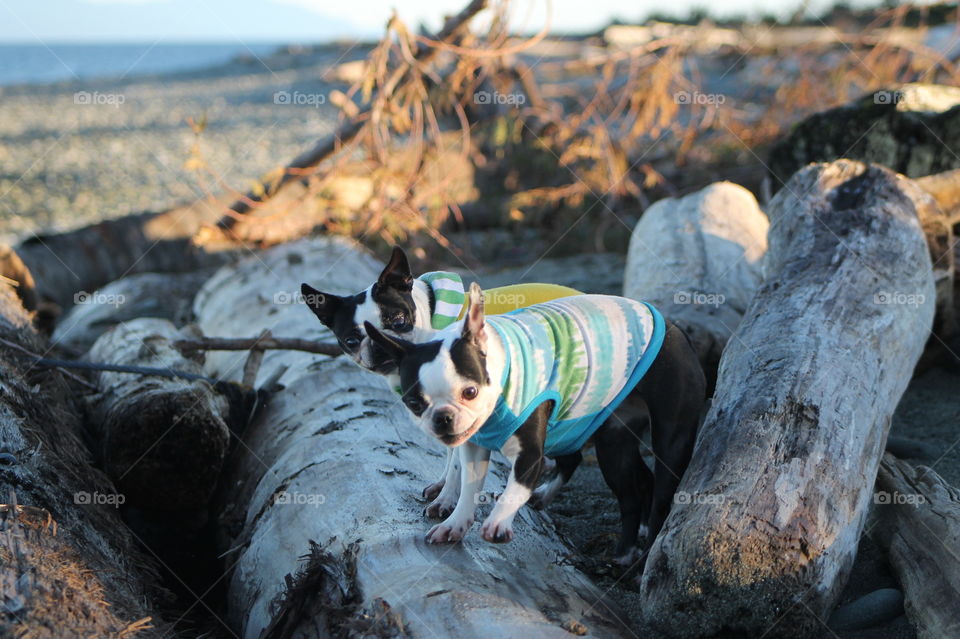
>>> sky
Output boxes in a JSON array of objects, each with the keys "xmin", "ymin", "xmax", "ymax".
[{"xmin": 0, "ymin": 0, "xmax": 896, "ymax": 43}]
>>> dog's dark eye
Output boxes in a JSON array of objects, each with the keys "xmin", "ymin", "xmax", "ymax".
[
  {"xmin": 343, "ymin": 332, "xmax": 362, "ymax": 350},
  {"xmin": 404, "ymin": 396, "xmax": 427, "ymax": 415},
  {"xmin": 461, "ymin": 386, "xmax": 478, "ymax": 401},
  {"xmin": 389, "ymin": 315, "xmax": 409, "ymax": 331}
]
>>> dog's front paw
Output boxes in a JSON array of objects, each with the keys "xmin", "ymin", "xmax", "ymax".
[
  {"xmin": 425, "ymin": 517, "xmax": 473, "ymax": 544},
  {"xmin": 422, "ymin": 479, "xmax": 445, "ymax": 501},
  {"xmin": 479, "ymin": 517, "xmax": 514, "ymax": 544},
  {"xmin": 424, "ymin": 496, "xmax": 456, "ymax": 520}
]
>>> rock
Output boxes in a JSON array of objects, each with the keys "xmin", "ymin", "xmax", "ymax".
[
  {"xmin": 828, "ymin": 588, "xmax": 905, "ymax": 632},
  {"xmin": 623, "ymin": 182, "xmax": 768, "ymax": 387},
  {"xmin": 768, "ymin": 84, "xmax": 960, "ymax": 186}
]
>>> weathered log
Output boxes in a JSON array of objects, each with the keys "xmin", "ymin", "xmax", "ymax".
[
  {"xmin": 195, "ymin": 237, "xmax": 630, "ymax": 638},
  {"xmin": 640, "ymin": 161, "xmax": 936, "ymax": 638},
  {"xmin": 13, "ymin": 210, "xmax": 233, "ymax": 310},
  {"xmin": 87, "ymin": 318, "xmax": 230, "ymax": 510},
  {"xmin": 0, "ymin": 245, "xmax": 38, "ymax": 311},
  {"xmin": 0, "ymin": 283, "xmax": 167, "ymax": 637},
  {"xmin": 623, "ymin": 181, "xmax": 769, "ymax": 386},
  {"xmin": 52, "ymin": 270, "xmax": 213, "ymax": 354},
  {"xmin": 872, "ymin": 454, "xmax": 960, "ymax": 638},
  {"xmin": 916, "ymin": 168, "xmax": 960, "ymax": 223}
]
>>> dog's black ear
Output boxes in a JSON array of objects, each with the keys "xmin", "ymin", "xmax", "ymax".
[
  {"xmin": 462, "ymin": 282, "xmax": 486, "ymax": 348},
  {"xmin": 301, "ymin": 283, "xmax": 342, "ymax": 326},
  {"xmin": 364, "ymin": 321, "xmax": 412, "ymax": 362},
  {"xmin": 377, "ymin": 247, "xmax": 413, "ymax": 291}
]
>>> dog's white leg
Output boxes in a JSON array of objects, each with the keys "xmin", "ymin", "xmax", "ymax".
[
  {"xmin": 422, "ymin": 449, "xmax": 454, "ymax": 502},
  {"xmin": 424, "ymin": 450, "xmax": 461, "ymax": 519},
  {"xmin": 426, "ymin": 442, "xmax": 489, "ymax": 543},
  {"xmin": 480, "ymin": 456, "xmax": 531, "ymax": 543}
]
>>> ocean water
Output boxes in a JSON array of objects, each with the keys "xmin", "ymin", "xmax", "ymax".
[{"xmin": 0, "ymin": 42, "xmax": 285, "ymax": 86}]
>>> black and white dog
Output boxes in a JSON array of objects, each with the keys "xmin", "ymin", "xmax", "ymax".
[
  {"xmin": 300, "ymin": 248, "xmax": 577, "ymax": 519},
  {"xmin": 365, "ymin": 284, "xmax": 705, "ymax": 566},
  {"xmin": 301, "ymin": 248, "xmax": 428, "ymax": 376},
  {"xmin": 301, "ymin": 248, "xmax": 464, "ymax": 516}
]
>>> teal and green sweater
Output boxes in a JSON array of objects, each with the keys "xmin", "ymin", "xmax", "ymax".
[{"xmin": 469, "ymin": 295, "xmax": 665, "ymax": 457}]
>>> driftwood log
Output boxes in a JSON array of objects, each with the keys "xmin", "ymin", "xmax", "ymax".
[
  {"xmin": 0, "ymin": 284, "xmax": 166, "ymax": 637},
  {"xmin": 623, "ymin": 181, "xmax": 768, "ymax": 386},
  {"xmin": 195, "ymin": 237, "xmax": 630, "ymax": 638},
  {"xmin": 87, "ymin": 318, "xmax": 230, "ymax": 510},
  {"xmin": 639, "ymin": 161, "xmax": 936, "ymax": 638},
  {"xmin": 873, "ymin": 454, "xmax": 960, "ymax": 639},
  {"xmin": 52, "ymin": 270, "xmax": 213, "ymax": 354},
  {"xmin": 13, "ymin": 210, "xmax": 233, "ymax": 311}
]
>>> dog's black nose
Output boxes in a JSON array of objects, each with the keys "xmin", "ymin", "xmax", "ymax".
[{"xmin": 433, "ymin": 409, "xmax": 454, "ymax": 433}]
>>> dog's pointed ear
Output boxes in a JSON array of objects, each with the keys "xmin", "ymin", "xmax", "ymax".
[
  {"xmin": 364, "ymin": 321, "xmax": 411, "ymax": 363},
  {"xmin": 377, "ymin": 247, "xmax": 413, "ymax": 291},
  {"xmin": 301, "ymin": 283, "xmax": 341, "ymax": 326},
  {"xmin": 462, "ymin": 282, "xmax": 486, "ymax": 347}
]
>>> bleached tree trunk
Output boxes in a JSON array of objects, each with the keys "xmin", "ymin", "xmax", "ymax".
[
  {"xmin": 873, "ymin": 454, "xmax": 960, "ymax": 639},
  {"xmin": 639, "ymin": 161, "xmax": 936, "ymax": 638},
  {"xmin": 87, "ymin": 318, "xmax": 230, "ymax": 510},
  {"xmin": 195, "ymin": 238, "xmax": 631, "ymax": 639},
  {"xmin": 623, "ymin": 181, "xmax": 769, "ymax": 384},
  {"xmin": 0, "ymin": 284, "xmax": 166, "ymax": 637},
  {"xmin": 52, "ymin": 270, "xmax": 213, "ymax": 353}
]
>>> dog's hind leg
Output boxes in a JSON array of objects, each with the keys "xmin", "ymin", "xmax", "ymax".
[
  {"xmin": 423, "ymin": 448, "xmax": 456, "ymax": 500},
  {"xmin": 425, "ymin": 450, "xmax": 460, "ymax": 519},
  {"xmin": 529, "ymin": 451, "xmax": 582, "ymax": 510},
  {"xmin": 595, "ymin": 418, "xmax": 654, "ymax": 566},
  {"xmin": 639, "ymin": 323, "xmax": 706, "ymax": 569}
]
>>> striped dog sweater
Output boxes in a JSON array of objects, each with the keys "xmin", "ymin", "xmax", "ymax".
[
  {"xmin": 469, "ymin": 295, "xmax": 666, "ymax": 457},
  {"xmin": 418, "ymin": 271, "xmax": 581, "ymax": 329},
  {"xmin": 418, "ymin": 272, "xmax": 467, "ymax": 330}
]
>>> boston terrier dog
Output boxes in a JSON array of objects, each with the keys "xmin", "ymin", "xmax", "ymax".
[
  {"xmin": 365, "ymin": 283, "xmax": 705, "ymax": 567},
  {"xmin": 300, "ymin": 248, "xmax": 580, "ymax": 519}
]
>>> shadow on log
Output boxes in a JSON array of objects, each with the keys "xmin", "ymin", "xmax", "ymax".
[
  {"xmin": 873, "ymin": 454, "xmax": 960, "ymax": 639},
  {"xmin": 195, "ymin": 238, "xmax": 631, "ymax": 638},
  {"xmin": 640, "ymin": 161, "xmax": 936, "ymax": 638},
  {"xmin": 87, "ymin": 318, "xmax": 230, "ymax": 510},
  {"xmin": 0, "ymin": 284, "xmax": 167, "ymax": 637}
]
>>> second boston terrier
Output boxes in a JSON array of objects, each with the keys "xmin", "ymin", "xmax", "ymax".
[{"xmin": 365, "ymin": 283, "xmax": 705, "ymax": 567}]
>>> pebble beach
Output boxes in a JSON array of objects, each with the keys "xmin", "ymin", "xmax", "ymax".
[{"xmin": 0, "ymin": 44, "xmax": 368, "ymax": 243}]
